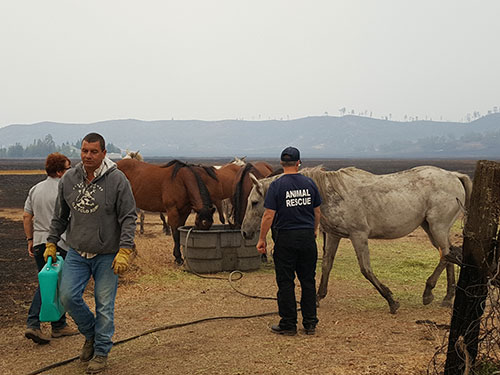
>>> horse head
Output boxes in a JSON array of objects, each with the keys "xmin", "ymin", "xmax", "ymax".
[
  {"xmin": 195, "ymin": 205, "xmax": 216, "ymax": 230},
  {"xmin": 241, "ymin": 173, "xmax": 268, "ymax": 239},
  {"xmin": 230, "ymin": 156, "xmax": 247, "ymax": 167},
  {"xmin": 123, "ymin": 150, "xmax": 143, "ymax": 161},
  {"xmin": 167, "ymin": 160, "xmax": 217, "ymax": 230}
]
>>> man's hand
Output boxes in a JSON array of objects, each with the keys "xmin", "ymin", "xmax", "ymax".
[
  {"xmin": 256, "ymin": 239, "xmax": 267, "ymax": 254},
  {"xmin": 112, "ymin": 248, "xmax": 134, "ymax": 275},
  {"xmin": 44, "ymin": 243, "xmax": 57, "ymax": 263},
  {"xmin": 27, "ymin": 241, "xmax": 34, "ymax": 257}
]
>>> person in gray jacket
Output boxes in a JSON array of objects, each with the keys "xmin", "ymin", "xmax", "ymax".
[{"xmin": 45, "ymin": 132, "xmax": 137, "ymax": 374}]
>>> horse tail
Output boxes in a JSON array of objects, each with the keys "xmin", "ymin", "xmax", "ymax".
[{"xmin": 452, "ymin": 172, "xmax": 473, "ymax": 210}]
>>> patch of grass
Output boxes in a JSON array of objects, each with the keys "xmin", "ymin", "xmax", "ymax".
[
  {"xmin": 323, "ymin": 228, "xmax": 460, "ymax": 310},
  {"xmin": 474, "ymin": 360, "xmax": 500, "ymax": 375}
]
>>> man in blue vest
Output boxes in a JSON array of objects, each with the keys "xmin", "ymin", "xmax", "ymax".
[{"xmin": 256, "ymin": 146, "xmax": 322, "ymax": 335}]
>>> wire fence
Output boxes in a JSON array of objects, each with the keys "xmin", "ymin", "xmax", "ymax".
[{"xmin": 427, "ymin": 281, "xmax": 500, "ymax": 374}]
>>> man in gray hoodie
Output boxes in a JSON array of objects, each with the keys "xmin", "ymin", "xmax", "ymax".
[{"xmin": 45, "ymin": 132, "xmax": 137, "ymax": 374}]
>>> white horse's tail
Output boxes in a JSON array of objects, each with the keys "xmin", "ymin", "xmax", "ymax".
[{"xmin": 452, "ymin": 172, "xmax": 473, "ymax": 211}]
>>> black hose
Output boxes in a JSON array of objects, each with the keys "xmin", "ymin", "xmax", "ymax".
[
  {"xmin": 27, "ymin": 229, "xmax": 291, "ymax": 374},
  {"xmin": 27, "ymin": 310, "xmax": 279, "ymax": 375}
]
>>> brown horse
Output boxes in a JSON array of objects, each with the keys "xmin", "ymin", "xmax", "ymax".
[
  {"xmin": 122, "ymin": 150, "xmax": 170, "ymax": 235},
  {"xmin": 230, "ymin": 162, "xmax": 274, "ymax": 227},
  {"xmin": 213, "ymin": 159, "xmax": 246, "ymax": 223},
  {"xmin": 215, "ymin": 161, "xmax": 245, "ymax": 199},
  {"xmin": 117, "ymin": 158, "xmax": 218, "ymax": 265}
]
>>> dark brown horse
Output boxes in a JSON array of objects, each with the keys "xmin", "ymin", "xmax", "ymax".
[
  {"xmin": 230, "ymin": 162, "xmax": 274, "ymax": 227},
  {"xmin": 117, "ymin": 158, "xmax": 218, "ymax": 264}
]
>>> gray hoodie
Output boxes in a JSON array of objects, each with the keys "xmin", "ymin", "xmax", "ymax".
[{"xmin": 48, "ymin": 158, "xmax": 137, "ymax": 254}]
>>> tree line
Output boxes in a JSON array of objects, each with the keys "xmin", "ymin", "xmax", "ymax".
[{"xmin": 0, "ymin": 134, "xmax": 121, "ymax": 158}]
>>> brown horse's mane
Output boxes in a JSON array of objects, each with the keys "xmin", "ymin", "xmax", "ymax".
[
  {"xmin": 268, "ymin": 167, "xmax": 284, "ymax": 177},
  {"xmin": 232, "ymin": 163, "xmax": 271, "ymax": 226},
  {"xmin": 162, "ymin": 160, "xmax": 214, "ymax": 210},
  {"xmin": 162, "ymin": 160, "xmax": 218, "ymax": 181}
]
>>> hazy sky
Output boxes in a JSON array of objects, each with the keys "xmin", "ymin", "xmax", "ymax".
[{"xmin": 1, "ymin": 0, "xmax": 499, "ymax": 127}]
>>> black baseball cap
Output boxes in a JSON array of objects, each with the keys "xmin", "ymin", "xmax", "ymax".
[{"xmin": 280, "ymin": 146, "xmax": 300, "ymax": 162}]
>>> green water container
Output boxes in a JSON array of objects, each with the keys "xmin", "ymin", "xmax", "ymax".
[{"xmin": 38, "ymin": 255, "xmax": 65, "ymax": 322}]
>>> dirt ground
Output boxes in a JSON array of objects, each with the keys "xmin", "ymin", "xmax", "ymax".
[{"xmin": 0, "ymin": 159, "xmax": 475, "ymax": 375}]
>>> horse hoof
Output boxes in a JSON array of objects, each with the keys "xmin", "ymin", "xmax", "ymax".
[
  {"xmin": 389, "ymin": 301, "xmax": 400, "ymax": 314},
  {"xmin": 440, "ymin": 299, "xmax": 453, "ymax": 308},
  {"xmin": 175, "ymin": 259, "xmax": 184, "ymax": 266},
  {"xmin": 422, "ymin": 293, "xmax": 434, "ymax": 305}
]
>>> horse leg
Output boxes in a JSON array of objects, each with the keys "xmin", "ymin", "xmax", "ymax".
[
  {"xmin": 160, "ymin": 212, "xmax": 170, "ymax": 235},
  {"xmin": 317, "ymin": 233, "xmax": 341, "ymax": 306},
  {"xmin": 138, "ymin": 209, "xmax": 145, "ymax": 234},
  {"xmin": 421, "ymin": 220, "xmax": 456, "ymax": 307},
  {"xmin": 351, "ymin": 233, "xmax": 400, "ymax": 314},
  {"xmin": 214, "ymin": 200, "xmax": 225, "ymax": 224},
  {"xmin": 171, "ymin": 227, "xmax": 183, "ymax": 265},
  {"xmin": 443, "ymin": 262, "xmax": 456, "ymax": 307},
  {"xmin": 167, "ymin": 209, "xmax": 190, "ymax": 265}
]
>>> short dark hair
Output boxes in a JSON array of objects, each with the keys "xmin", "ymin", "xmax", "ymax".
[
  {"xmin": 45, "ymin": 153, "xmax": 70, "ymax": 177},
  {"xmin": 82, "ymin": 133, "xmax": 106, "ymax": 151},
  {"xmin": 280, "ymin": 160, "xmax": 297, "ymax": 167}
]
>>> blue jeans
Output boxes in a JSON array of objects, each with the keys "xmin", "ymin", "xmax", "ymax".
[
  {"xmin": 27, "ymin": 244, "xmax": 68, "ymax": 330},
  {"xmin": 60, "ymin": 249, "xmax": 118, "ymax": 356}
]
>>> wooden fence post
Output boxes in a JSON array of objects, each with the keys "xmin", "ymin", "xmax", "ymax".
[{"xmin": 444, "ymin": 160, "xmax": 500, "ymax": 375}]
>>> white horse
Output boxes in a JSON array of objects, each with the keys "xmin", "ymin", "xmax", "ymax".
[
  {"xmin": 123, "ymin": 150, "xmax": 170, "ymax": 235},
  {"xmin": 241, "ymin": 166, "xmax": 472, "ymax": 314}
]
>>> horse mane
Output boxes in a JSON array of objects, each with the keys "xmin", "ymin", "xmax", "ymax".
[
  {"xmin": 164, "ymin": 160, "xmax": 189, "ymax": 178},
  {"xmin": 163, "ymin": 160, "xmax": 213, "ymax": 209},
  {"xmin": 268, "ymin": 167, "xmax": 284, "ymax": 177},
  {"xmin": 232, "ymin": 163, "xmax": 253, "ymax": 223},
  {"xmin": 300, "ymin": 166, "xmax": 346, "ymax": 202},
  {"xmin": 301, "ymin": 166, "xmax": 373, "ymax": 202},
  {"xmin": 190, "ymin": 166, "xmax": 214, "ymax": 209},
  {"xmin": 198, "ymin": 165, "xmax": 218, "ymax": 180},
  {"xmin": 162, "ymin": 160, "xmax": 218, "ymax": 181}
]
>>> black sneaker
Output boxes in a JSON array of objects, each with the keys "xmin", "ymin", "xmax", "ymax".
[
  {"xmin": 271, "ymin": 324, "xmax": 297, "ymax": 336},
  {"xmin": 303, "ymin": 326, "xmax": 316, "ymax": 335}
]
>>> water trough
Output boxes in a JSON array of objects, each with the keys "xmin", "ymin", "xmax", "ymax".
[{"xmin": 178, "ymin": 224, "xmax": 261, "ymax": 273}]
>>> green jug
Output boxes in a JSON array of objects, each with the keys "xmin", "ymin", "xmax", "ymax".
[{"xmin": 38, "ymin": 254, "xmax": 65, "ymax": 322}]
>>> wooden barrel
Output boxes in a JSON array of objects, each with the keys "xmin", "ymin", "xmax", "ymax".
[{"xmin": 179, "ymin": 225, "xmax": 261, "ymax": 273}]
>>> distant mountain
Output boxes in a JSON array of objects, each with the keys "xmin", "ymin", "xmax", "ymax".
[{"xmin": 1, "ymin": 114, "xmax": 500, "ymax": 158}]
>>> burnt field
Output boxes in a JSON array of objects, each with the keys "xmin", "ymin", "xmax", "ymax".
[{"xmin": 0, "ymin": 157, "xmax": 480, "ymax": 209}]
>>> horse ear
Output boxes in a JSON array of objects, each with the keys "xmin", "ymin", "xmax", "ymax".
[{"xmin": 249, "ymin": 173, "xmax": 264, "ymax": 195}]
